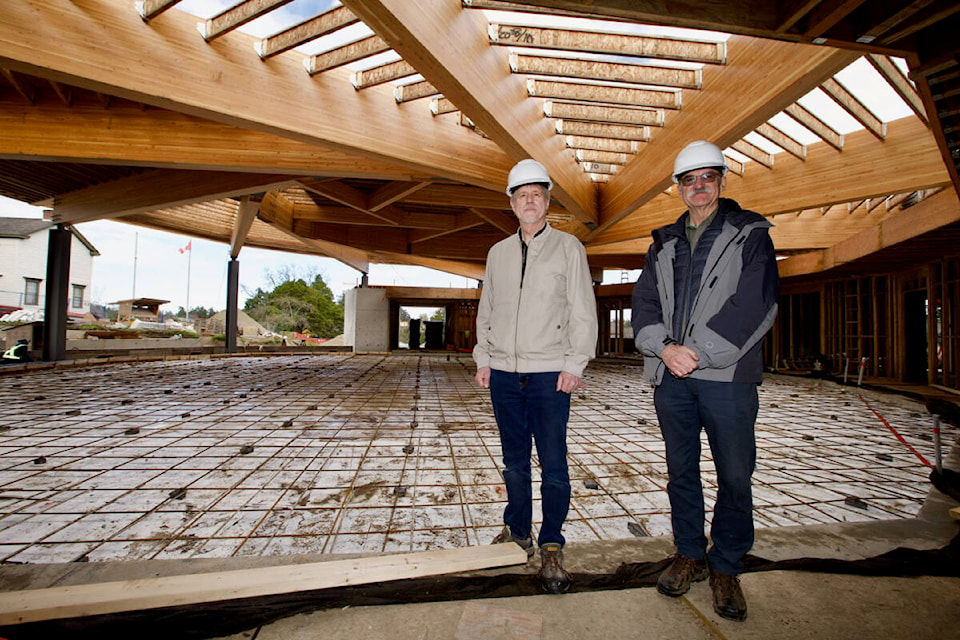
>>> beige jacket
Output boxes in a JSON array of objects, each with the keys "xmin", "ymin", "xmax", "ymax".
[{"xmin": 473, "ymin": 224, "xmax": 597, "ymax": 377}]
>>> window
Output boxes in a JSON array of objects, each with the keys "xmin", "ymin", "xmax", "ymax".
[
  {"xmin": 24, "ymin": 278, "xmax": 40, "ymax": 306},
  {"xmin": 72, "ymin": 284, "xmax": 85, "ymax": 309}
]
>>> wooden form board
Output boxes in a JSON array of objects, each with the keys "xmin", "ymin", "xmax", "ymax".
[{"xmin": 0, "ymin": 543, "xmax": 528, "ymax": 626}]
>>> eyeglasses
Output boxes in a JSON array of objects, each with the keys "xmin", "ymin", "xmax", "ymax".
[{"xmin": 678, "ymin": 171, "xmax": 721, "ymax": 187}]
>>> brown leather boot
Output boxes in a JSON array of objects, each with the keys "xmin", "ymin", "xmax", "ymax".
[
  {"xmin": 538, "ymin": 543, "xmax": 571, "ymax": 594},
  {"xmin": 656, "ymin": 554, "xmax": 708, "ymax": 596},
  {"xmin": 709, "ymin": 569, "xmax": 748, "ymax": 621}
]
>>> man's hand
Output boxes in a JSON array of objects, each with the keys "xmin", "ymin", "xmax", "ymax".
[
  {"xmin": 660, "ymin": 344, "xmax": 699, "ymax": 378},
  {"xmin": 475, "ymin": 366, "xmax": 491, "ymax": 389},
  {"xmin": 557, "ymin": 371, "xmax": 581, "ymax": 394}
]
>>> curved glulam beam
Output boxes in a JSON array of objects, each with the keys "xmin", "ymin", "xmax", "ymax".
[
  {"xmin": 343, "ymin": 0, "xmax": 598, "ymax": 233},
  {"xmin": 0, "ymin": 0, "xmax": 511, "ymax": 191},
  {"xmin": 591, "ymin": 37, "xmax": 859, "ymax": 238}
]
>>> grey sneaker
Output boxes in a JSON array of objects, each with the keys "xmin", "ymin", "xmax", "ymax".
[
  {"xmin": 491, "ymin": 525, "xmax": 534, "ymax": 558},
  {"xmin": 538, "ymin": 542, "xmax": 571, "ymax": 594}
]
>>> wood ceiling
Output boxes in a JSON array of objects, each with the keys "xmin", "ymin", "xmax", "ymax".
[{"xmin": 0, "ymin": 0, "xmax": 958, "ymax": 282}]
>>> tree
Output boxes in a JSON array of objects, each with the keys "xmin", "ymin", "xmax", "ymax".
[{"xmin": 244, "ymin": 267, "xmax": 343, "ymax": 338}]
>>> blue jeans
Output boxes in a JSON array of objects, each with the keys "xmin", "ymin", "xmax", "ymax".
[
  {"xmin": 654, "ymin": 375, "xmax": 758, "ymax": 575},
  {"xmin": 489, "ymin": 369, "xmax": 571, "ymax": 547}
]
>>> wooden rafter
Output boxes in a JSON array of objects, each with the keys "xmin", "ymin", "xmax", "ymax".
[
  {"xmin": 591, "ymin": 37, "xmax": 859, "ymax": 237},
  {"xmin": 544, "ymin": 101, "xmax": 664, "ymax": 127},
  {"xmin": 257, "ymin": 6, "xmax": 360, "ymax": 59},
  {"xmin": 820, "ymin": 78, "xmax": 886, "ymax": 139},
  {"xmin": 47, "ymin": 170, "xmax": 300, "ymax": 225},
  {"xmin": 867, "ymin": 54, "xmax": 927, "ymax": 123},
  {"xmin": 136, "ymin": 0, "xmax": 181, "ymax": 22},
  {"xmin": 394, "ymin": 80, "xmax": 439, "ymax": 103},
  {"xmin": 509, "ymin": 53, "xmax": 702, "ymax": 89},
  {"xmin": 784, "ymin": 103, "xmax": 844, "ymax": 150},
  {"xmin": 299, "ymin": 179, "xmax": 403, "ymax": 226},
  {"xmin": 343, "ymin": 0, "xmax": 597, "ymax": 234},
  {"xmin": 306, "ymin": 35, "xmax": 392, "ymax": 75},
  {"xmin": 732, "ymin": 139, "xmax": 774, "ymax": 168},
  {"xmin": 201, "ymin": 0, "xmax": 295, "ymax": 42},
  {"xmin": 230, "ymin": 195, "xmax": 259, "ymax": 258},
  {"xmin": 489, "ymin": 24, "xmax": 727, "ymax": 65},
  {"xmin": 755, "ymin": 122, "xmax": 806, "ymax": 159},
  {"xmin": 0, "ymin": 1, "xmax": 513, "ymax": 191},
  {"xmin": 1, "ymin": 69, "xmax": 36, "ymax": 103},
  {"xmin": 575, "ymin": 149, "xmax": 629, "ymax": 164},
  {"xmin": 0, "ymin": 104, "xmax": 424, "ymax": 179},
  {"xmin": 565, "ymin": 136, "xmax": 639, "ymax": 153},
  {"xmin": 527, "ymin": 79, "xmax": 682, "ymax": 109},
  {"xmin": 555, "ymin": 121, "xmax": 649, "ymax": 141},
  {"xmin": 352, "ymin": 60, "xmax": 418, "ymax": 89}
]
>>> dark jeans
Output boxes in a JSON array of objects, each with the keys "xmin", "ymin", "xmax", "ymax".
[
  {"xmin": 654, "ymin": 374, "xmax": 758, "ymax": 575},
  {"xmin": 490, "ymin": 369, "xmax": 571, "ymax": 547}
]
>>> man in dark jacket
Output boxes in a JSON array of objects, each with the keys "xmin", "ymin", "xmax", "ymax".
[{"xmin": 631, "ymin": 141, "xmax": 779, "ymax": 621}]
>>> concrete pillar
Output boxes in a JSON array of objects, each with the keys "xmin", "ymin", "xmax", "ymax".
[
  {"xmin": 225, "ymin": 257, "xmax": 239, "ymax": 353},
  {"xmin": 42, "ymin": 225, "xmax": 71, "ymax": 362},
  {"xmin": 343, "ymin": 287, "xmax": 389, "ymax": 352}
]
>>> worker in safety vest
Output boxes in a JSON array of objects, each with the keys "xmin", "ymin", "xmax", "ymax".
[{"xmin": 1, "ymin": 339, "xmax": 32, "ymax": 364}]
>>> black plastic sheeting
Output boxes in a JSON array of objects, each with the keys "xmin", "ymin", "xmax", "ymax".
[{"xmin": 2, "ymin": 530, "xmax": 958, "ymax": 640}]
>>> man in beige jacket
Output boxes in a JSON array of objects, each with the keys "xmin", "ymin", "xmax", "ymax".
[{"xmin": 473, "ymin": 159, "xmax": 597, "ymax": 594}]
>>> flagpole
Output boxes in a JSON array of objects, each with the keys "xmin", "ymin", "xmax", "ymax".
[
  {"xmin": 185, "ymin": 240, "xmax": 192, "ymax": 322},
  {"xmin": 132, "ymin": 232, "xmax": 138, "ymax": 299}
]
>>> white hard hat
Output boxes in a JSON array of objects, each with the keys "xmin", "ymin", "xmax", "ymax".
[
  {"xmin": 506, "ymin": 159, "xmax": 552, "ymax": 196},
  {"xmin": 672, "ymin": 141, "xmax": 728, "ymax": 183}
]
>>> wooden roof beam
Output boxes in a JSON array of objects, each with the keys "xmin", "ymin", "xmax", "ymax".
[
  {"xmin": 544, "ymin": 101, "xmax": 664, "ymax": 127},
  {"xmin": 0, "ymin": 1, "xmax": 511, "ymax": 191},
  {"xmin": 374, "ymin": 252, "xmax": 486, "ymax": 281},
  {"xmin": 47, "ymin": 170, "xmax": 300, "ymax": 225},
  {"xmin": 755, "ymin": 122, "xmax": 806, "ymax": 159},
  {"xmin": 136, "ymin": 0, "xmax": 181, "ymax": 22},
  {"xmin": 592, "ymin": 37, "xmax": 859, "ymax": 237},
  {"xmin": 565, "ymin": 136, "xmax": 639, "ymax": 153},
  {"xmin": 820, "ymin": 77, "xmax": 886, "ymax": 140},
  {"xmin": 0, "ymin": 103, "xmax": 424, "ymax": 179},
  {"xmin": 1, "ymin": 69, "xmax": 36, "ymax": 103},
  {"xmin": 201, "ymin": 0, "xmax": 295, "ymax": 42},
  {"xmin": 394, "ymin": 80, "xmax": 439, "ymax": 103},
  {"xmin": 575, "ymin": 150, "xmax": 630, "ymax": 165},
  {"xmin": 352, "ymin": 60, "xmax": 417, "ymax": 89},
  {"xmin": 590, "ymin": 118, "xmax": 949, "ymax": 247},
  {"xmin": 779, "ymin": 187, "xmax": 960, "ymax": 277},
  {"xmin": 867, "ymin": 54, "xmax": 927, "ymax": 123},
  {"xmin": 797, "ymin": 0, "xmax": 868, "ymax": 39},
  {"xmin": 784, "ymin": 103, "xmax": 845, "ymax": 150},
  {"xmin": 510, "ymin": 53, "xmax": 702, "ymax": 89},
  {"xmin": 259, "ymin": 191, "xmax": 371, "ymax": 272},
  {"xmin": 299, "ymin": 179, "xmax": 404, "ymax": 226},
  {"xmin": 527, "ymin": 79, "xmax": 681, "ymax": 109},
  {"xmin": 556, "ymin": 121, "xmax": 649, "ymax": 141},
  {"xmin": 229, "ymin": 195, "xmax": 259, "ymax": 259},
  {"xmin": 343, "ymin": 0, "xmax": 597, "ymax": 233},
  {"xmin": 470, "ymin": 207, "xmax": 517, "ymax": 235},
  {"xmin": 408, "ymin": 210, "xmax": 485, "ymax": 243},
  {"xmin": 257, "ymin": 6, "xmax": 360, "ymax": 59},
  {"xmin": 368, "ymin": 181, "xmax": 432, "ymax": 211},
  {"xmin": 306, "ymin": 35, "xmax": 392, "ymax": 75},
  {"xmin": 489, "ymin": 23, "xmax": 726, "ymax": 64},
  {"xmin": 731, "ymin": 139, "xmax": 774, "ymax": 168}
]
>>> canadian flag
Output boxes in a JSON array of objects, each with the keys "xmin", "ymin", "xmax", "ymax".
[{"xmin": 178, "ymin": 241, "xmax": 192, "ymax": 254}]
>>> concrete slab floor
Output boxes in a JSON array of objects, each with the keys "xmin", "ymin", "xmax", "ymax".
[{"xmin": 0, "ymin": 354, "xmax": 955, "ymax": 566}]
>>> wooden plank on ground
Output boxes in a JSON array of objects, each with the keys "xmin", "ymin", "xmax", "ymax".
[{"xmin": 0, "ymin": 544, "xmax": 528, "ymax": 626}]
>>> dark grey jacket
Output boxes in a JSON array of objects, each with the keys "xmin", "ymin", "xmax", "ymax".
[{"xmin": 631, "ymin": 198, "xmax": 779, "ymax": 385}]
